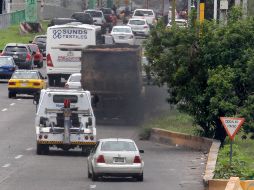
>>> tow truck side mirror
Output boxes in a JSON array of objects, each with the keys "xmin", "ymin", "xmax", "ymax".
[
  {"xmin": 33, "ymin": 93, "xmax": 40, "ymax": 105},
  {"xmin": 88, "ymin": 117, "xmax": 92, "ymax": 126}
]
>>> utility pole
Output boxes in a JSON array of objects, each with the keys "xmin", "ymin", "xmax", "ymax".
[
  {"xmin": 171, "ymin": 0, "xmax": 176, "ymax": 25},
  {"xmin": 235, "ymin": 0, "xmax": 241, "ymax": 6},
  {"xmin": 242, "ymin": 0, "xmax": 248, "ymax": 18},
  {"xmin": 161, "ymin": 0, "xmax": 164, "ymax": 16},
  {"xmin": 219, "ymin": 0, "xmax": 228, "ymax": 25},
  {"xmin": 214, "ymin": 0, "xmax": 217, "ymax": 21}
]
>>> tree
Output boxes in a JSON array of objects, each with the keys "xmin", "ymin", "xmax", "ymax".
[{"xmin": 144, "ymin": 8, "xmax": 254, "ymax": 142}]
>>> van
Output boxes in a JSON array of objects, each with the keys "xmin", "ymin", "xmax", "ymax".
[{"xmin": 46, "ymin": 24, "xmax": 102, "ymax": 86}]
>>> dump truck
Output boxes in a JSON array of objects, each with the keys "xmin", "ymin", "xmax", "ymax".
[{"xmin": 81, "ymin": 44, "xmax": 144, "ymax": 124}]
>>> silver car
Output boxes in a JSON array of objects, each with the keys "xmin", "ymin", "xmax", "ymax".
[
  {"xmin": 65, "ymin": 73, "xmax": 82, "ymax": 89},
  {"xmin": 87, "ymin": 138, "xmax": 144, "ymax": 181},
  {"xmin": 127, "ymin": 18, "xmax": 150, "ymax": 37},
  {"xmin": 111, "ymin": 26, "xmax": 135, "ymax": 45}
]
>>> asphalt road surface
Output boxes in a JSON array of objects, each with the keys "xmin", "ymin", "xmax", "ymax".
[{"xmin": 0, "ymin": 61, "xmax": 206, "ymax": 190}]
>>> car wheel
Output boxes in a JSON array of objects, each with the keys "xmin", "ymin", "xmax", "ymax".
[
  {"xmin": 91, "ymin": 168, "xmax": 98, "ymax": 181},
  {"xmin": 136, "ymin": 173, "xmax": 143, "ymax": 182},
  {"xmin": 87, "ymin": 167, "xmax": 92, "ymax": 178},
  {"xmin": 8, "ymin": 91, "xmax": 12, "ymax": 98},
  {"xmin": 36, "ymin": 143, "xmax": 43, "ymax": 155}
]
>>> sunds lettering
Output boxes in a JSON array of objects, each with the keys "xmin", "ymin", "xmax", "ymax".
[{"xmin": 52, "ymin": 29, "xmax": 88, "ymax": 39}]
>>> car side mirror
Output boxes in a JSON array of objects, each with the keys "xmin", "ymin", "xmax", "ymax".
[
  {"xmin": 86, "ymin": 117, "xmax": 92, "ymax": 127},
  {"xmin": 139, "ymin": 150, "xmax": 144, "ymax": 153}
]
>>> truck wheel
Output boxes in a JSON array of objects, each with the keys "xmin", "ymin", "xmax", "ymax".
[
  {"xmin": 8, "ymin": 91, "xmax": 12, "ymax": 98},
  {"xmin": 81, "ymin": 146, "xmax": 90, "ymax": 157},
  {"xmin": 136, "ymin": 173, "xmax": 143, "ymax": 182},
  {"xmin": 36, "ymin": 143, "xmax": 43, "ymax": 155}
]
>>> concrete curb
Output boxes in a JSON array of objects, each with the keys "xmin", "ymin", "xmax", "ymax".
[{"xmin": 149, "ymin": 128, "xmax": 221, "ymax": 186}]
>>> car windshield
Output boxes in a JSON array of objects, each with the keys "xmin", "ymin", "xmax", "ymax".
[
  {"xmin": 11, "ymin": 71, "xmax": 39, "ymax": 79},
  {"xmin": 112, "ymin": 27, "xmax": 131, "ymax": 33},
  {"xmin": 5, "ymin": 46, "xmax": 27, "ymax": 53},
  {"xmin": 101, "ymin": 141, "xmax": 137, "ymax": 151},
  {"xmin": 86, "ymin": 11, "xmax": 102, "ymax": 17},
  {"xmin": 134, "ymin": 10, "xmax": 153, "ymax": 16},
  {"xmin": 129, "ymin": 20, "xmax": 146, "ymax": 25},
  {"xmin": 34, "ymin": 37, "xmax": 46, "ymax": 43},
  {"xmin": 69, "ymin": 75, "xmax": 81, "ymax": 82},
  {"xmin": 0, "ymin": 57, "xmax": 14, "ymax": 66}
]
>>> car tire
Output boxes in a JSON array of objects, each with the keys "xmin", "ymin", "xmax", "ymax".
[
  {"xmin": 8, "ymin": 91, "xmax": 12, "ymax": 98},
  {"xmin": 87, "ymin": 168, "xmax": 92, "ymax": 178},
  {"xmin": 136, "ymin": 173, "xmax": 143, "ymax": 182},
  {"xmin": 91, "ymin": 169, "xmax": 98, "ymax": 181},
  {"xmin": 8, "ymin": 91, "xmax": 16, "ymax": 99},
  {"xmin": 36, "ymin": 143, "xmax": 43, "ymax": 155}
]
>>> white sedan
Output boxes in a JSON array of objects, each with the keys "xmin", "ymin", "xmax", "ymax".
[
  {"xmin": 110, "ymin": 26, "xmax": 135, "ymax": 45},
  {"xmin": 87, "ymin": 138, "xmax": 144, "ymax": 181},
  {"xmin": 65, "ymin": 73, "xmax": 82, "ymax": 89},
  {"xmin": 127, "ymin": 18, "xmax": 150, "ymax": 37}
]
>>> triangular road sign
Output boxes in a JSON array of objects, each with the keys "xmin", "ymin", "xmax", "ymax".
[{"xmin": 220, "ymin": 117, "xmax": 245, "ymax": 140}]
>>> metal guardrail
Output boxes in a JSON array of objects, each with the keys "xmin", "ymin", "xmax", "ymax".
[{"xmin": 0, "ymin": 10, "xmax": 25, "ymax": 29}]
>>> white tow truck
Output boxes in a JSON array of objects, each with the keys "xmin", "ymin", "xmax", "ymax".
[{"xmin": 35, "ymin": 88, "xmax": 96, "ymax": 155}]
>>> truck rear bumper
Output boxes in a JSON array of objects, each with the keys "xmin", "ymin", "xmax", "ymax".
[{"xmin": 37, "ymin": 140, "xmax": 96, "ymax": 146}]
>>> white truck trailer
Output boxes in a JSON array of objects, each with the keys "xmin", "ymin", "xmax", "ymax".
[
  {"xmin": 46, "ymin": 23, "xmax": 102, "ymax": 86},
  {"xmin": 35, "ymin": 88, "xmax": 96, "ymax": 155}
]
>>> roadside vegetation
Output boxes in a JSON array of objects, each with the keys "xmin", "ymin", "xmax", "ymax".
[
  {"xmin": 0, "ymin": 21, "xmax": 49, "ymax": 50},
  {"xmin": 143, "ymin": 7, "xmax": 254, "ymax": 179}
]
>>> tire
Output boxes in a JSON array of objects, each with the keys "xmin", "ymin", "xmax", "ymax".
[
  {"xmin": 81, "ymin": 146, "xmax": 90, "ymax": 157},
  {"xmin": 87, "ymin": 167, "xmax": 92, "ymax": 178},
  {"xmin": 36, "ymin": 143, "xmax": 43, "ymax": 155},
  {"xmin": 136, "ymin": 173, "xmax": 143, "ymax": 182},
  {"xmin": 8, "ymin": 91, "xmax": 12, "ymax": 98},
  {"xmin": 8, "ymin": 91, "xmax": 16, "ymax": 99},
  {"xmin": 91, "ymin": 169, "xmax": 98, "ymax": 181}
]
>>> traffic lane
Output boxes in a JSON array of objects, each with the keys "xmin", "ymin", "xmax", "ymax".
[{"xmin": 0, "ymin": 137, "xmax": 205, "ymax": 190}]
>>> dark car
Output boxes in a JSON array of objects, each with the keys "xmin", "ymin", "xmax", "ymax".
[
  {"xmin": 1, "ymin": 43, "xmax": 34, "ymax": 70},
  {"xmin": 31, "ymin": 35, "xmax": 47, "ymax": 58},
  {"xmin": 48, "ymin": 18, "xmax": 78, "ymax": 27},
  {"xmin": 0, "ymin": 56, "xmax": 16, "ymax": 79},
  {"xmin": 71, "ymin": 12, "xmax": 93, "ymax": 24}
]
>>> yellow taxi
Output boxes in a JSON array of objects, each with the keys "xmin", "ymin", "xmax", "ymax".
[{"xmin": 8, "ymin": 70, "xmax": 46, "ymax": 98}]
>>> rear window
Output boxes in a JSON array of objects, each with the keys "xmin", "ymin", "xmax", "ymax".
[
  {"xmin": 11, "ymin": 71, "xmax": 39, "ymax": 79},
  {"xmin": 70, "ymin": 75, "xmax": 81, "ymax": 82},
  {"xmin": 28, "ymin": 45, "xmax": 38, "ymax": 52},
  {"xmin": 129, "ymin": 20, "xmax": 146, "ymax": 25},
  {"xmin": 0, "ymin": 57, "xmax": 14, "ymax": 66},
  {"xmin": 34, "ymin": 37, "xmax": 46, "ymax": 43},
  {"xmin": 112, "ymin": 27, "xmax": 132, "ymax": 33},
  {"xmin": 53, "ymin": 95, "xmax": 78, "ymax": 103},
  {"xmin": 86, "ymin": 11, "xmax": 102, "ymax": 17},
  {"xmin": 5, "ymin": 46, "xmax": 27, "ymax": 53},
  {"xmin": 134, "ymin": 10, "xmax": 154, "ymax": 16},
  {"xmin": 101, "ymin": 141, "xmax": 137, "ymax": 151}
]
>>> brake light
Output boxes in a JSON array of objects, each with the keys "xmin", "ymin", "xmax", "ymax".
[
  {"xmin": 26, "ymin": 53, "xmax": 31, "ymax": 61},
  {"xmin": 144, "ymin": 26, "xmax": 148, "ymax": 28},
  {"xmin": 33, "ymin": 82, "xmax": 41, "ymax": 86},
  {"xmin": 133, "ymin": 156, "xmax": 141, "ymax": 163},
  {"xmin": 96, "ymin": 155, "xmax": 105, "ymax": 163},
  {"xmin": 46, "ymin": 54, "xmax": 53, "ymax": 67},
  {"xmin": 8, "ymin": 81, "xmax": 16, "ymax": 85}
]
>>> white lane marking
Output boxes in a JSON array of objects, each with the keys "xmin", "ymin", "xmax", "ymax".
[
  {"xmin": 2, "ymin": 164, "xmax": 10, "ymax": 168},
  {"xmin": 90, "ymin": 185, "xmax": 96, "ymax": 189},
  {"xmin": 26, "ymin": 147, "xmax": 33, "ymax": 151},
  {"xmin": 10, "ymin": 103, "xmax": 15, "ymax": 106},
  {"xmin": 15, "ymin": 155, "xmax": 23, "ymax": 159},
  {"xmin": 1, "ymin": 108, "xmax": 7, "ymax": 112}
]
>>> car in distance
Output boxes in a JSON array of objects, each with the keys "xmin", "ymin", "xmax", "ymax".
[
  {"xmin": 167, "ymin": 19, "xmax": 187, "ymax": 28},
  {"xmin": 84, "ymin": 9, "xmax": 106, "ymax": 33},
  {"xmin": 71, "ymin": 12, "xmax": 94, "ymax": 24},
  {"xmin": 65, "ymin": 73, "xmax": 82, "ymax": 89},
  {"xmin": 8, "ymin": 70, "xmax": 46, "ymax": 98},
  {"xmin": 132, "ymin": 9, "xmax": 156, "ymax": 26},
  {"xmin": 2, "ymin": 43, "xmax": 34, "ymax": 69},
  {"xmin": 0, "ymin": 56, "xmax": 16, "ymax": 79},
  {"xmin": 110, "ymin": 26, "xmax": 135, "ymax": 45},
  {"xmin": 127, "ymin": 18, "xmax": 150, "ymax": 37},
  {"xmin": 27, "ymin": 43, "xmax": 43, "ymax": 68},
  {"xmin": 31, "ymin": 35, "xmax": 47, "ymax": 58},
  {"xmin": 87, "ymin": 138, "xmax": 144, "ymax": 181}
]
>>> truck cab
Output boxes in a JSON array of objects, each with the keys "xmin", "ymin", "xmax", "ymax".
[{"xmin": 35, "ymin": 88, "xmax": 96, "ymax": 155}]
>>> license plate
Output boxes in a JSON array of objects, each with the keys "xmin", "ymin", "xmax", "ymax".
[
  {"xmin": 114, "ymin": 157, "xmax": 125, "ymax": 163},
  {"xmin": 13, "ymin": 55, "xmax": 18, "ymax": 59},
  {"xmin": 119, "ymin": 36, "xmax": 125, "ymax": 39},
  {"xmin": 21, "ymin": 83, "xmax": 27, "ymax": 86}
]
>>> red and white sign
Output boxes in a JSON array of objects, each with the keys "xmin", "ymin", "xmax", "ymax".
[{"xmin": 220, "ymin": 117, "xmax": 245, "ymax": 140}]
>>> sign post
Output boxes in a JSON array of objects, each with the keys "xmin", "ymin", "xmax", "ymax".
[
  {"xmin": 220, "ymin": 117, "xmax": 245, "ymax": 165},
  {"xmin": 25, "ymin": 0, "xmax": 37, "ymax": 22}
]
